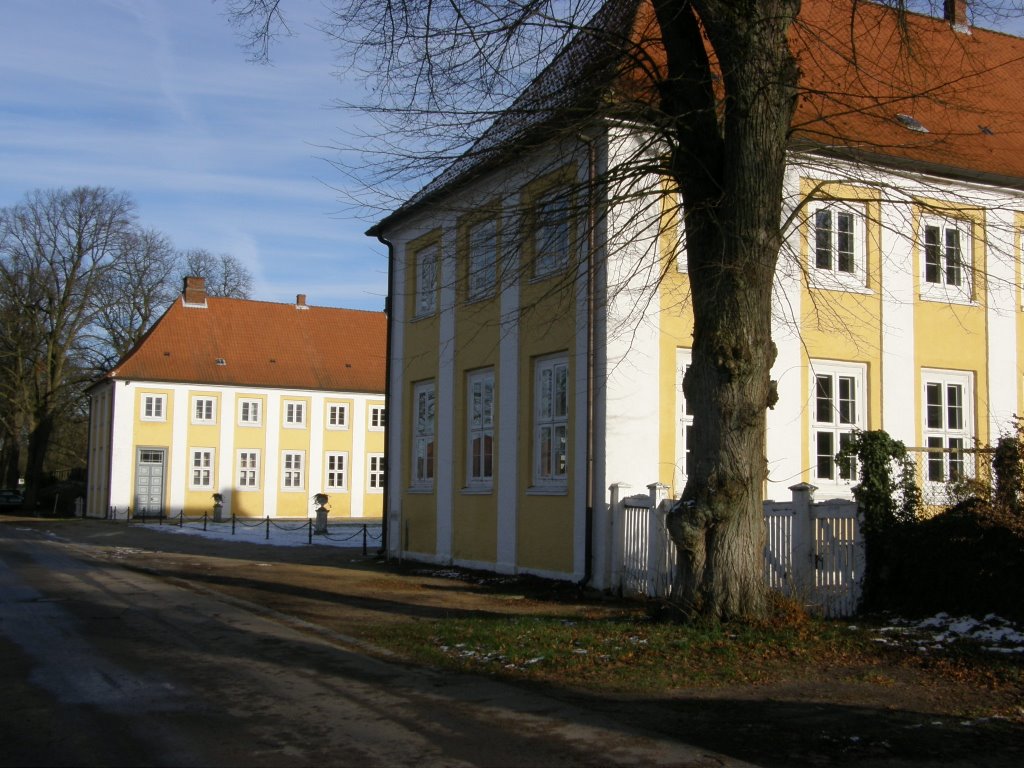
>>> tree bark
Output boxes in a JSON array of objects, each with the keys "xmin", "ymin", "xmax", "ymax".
[{"xmin": 657, "ymin": 0, "xmax": 799, "ymax": 619}]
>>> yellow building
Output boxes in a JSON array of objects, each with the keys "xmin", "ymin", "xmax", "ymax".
[
  {"xmin": 371, "ymin": 0, "xmax": 1024, "ymax": 585},
  {"xmin": 87, "ymin": 278, "xmax": 387, "ymax": 520}
]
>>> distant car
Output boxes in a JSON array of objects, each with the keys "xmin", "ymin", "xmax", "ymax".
[{"xmin": 0, "ymin": 489, "xmax": 24, "ymax": 512}]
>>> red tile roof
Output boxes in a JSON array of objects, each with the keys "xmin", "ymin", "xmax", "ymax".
[
  {"xmin": 107, "ymin": 297, "xmax": 386, "ymax": 394},
  {"xmin": 790, "ymin": 0, "xmax": 1024, "ymax": 185},
  {"xmin": 373, "ymin": 0, "xmax": 1024, "ymax": 232}
]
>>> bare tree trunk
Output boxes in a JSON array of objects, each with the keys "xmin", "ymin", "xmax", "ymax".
[
  {"xmin": 23, "ymin": 412, "xmax": 53, "ymax": 511},
  {"xmin": 659, "ymin": 0, "xmax": 798, "ymax": 619}
]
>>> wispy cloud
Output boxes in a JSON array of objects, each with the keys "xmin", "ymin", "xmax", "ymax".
[{"xmin": 0, "ymin": 0, "xmax": 385, "ymax": 310}]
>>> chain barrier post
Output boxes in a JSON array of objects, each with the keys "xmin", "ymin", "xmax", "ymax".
[
  {"xmin": 307, "ymin": 519, "xmax": 313, "ymax": 544},
  {"xmin": 265, "ymin": 516, "xmax": 270, "ymax": 540},
  {"xmin": 179, "ymin": 510, "xmax": 183, "ymax": 527},
  {"xmin": 363, "ymin": 524, "xmax": 368, "ymax": 556},
  {"xmin": 232, "ymin": 512, "xmax": 236, "ymax": 535},
  {"xmin": 203, "ymin": 512, "xmax": 208, "ymax": 531}
]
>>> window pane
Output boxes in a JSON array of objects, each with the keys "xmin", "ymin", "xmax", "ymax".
[
  {"xmin": 837, "ymin": 212, "xmax": 855, "ymax": 273},
  {"xmin": 554, "ymin": 364, "xmax": 568, "ymax": 418},
  {"xmin": 945, "ymin": 228, "xmax": 962, "ymax": 286},
  {"xmin": 482, "ymin": 435, "xmax": 493, "ymax": 478},
  {"xmin": 684, "ymin": 425, "xmax": 695, "ymax": 476},
  {"xmin": 924, "ymin": 225, "xmax": 941, "ymax": 283},
  {"xmin": 926, "ymin": 383, "xmax": 943, "ymax": 429},
  {"xmin": 927, "ymin": 436, "xmax": 945, "ymax": 481},
  {"xmin": 815, "ymin": 375, "xmax": 833, "ymax": 423},
  {"xmin": 838, "ymin": 431, "xmax": 855, "ymax": 480},
  {"xmin": 814, "ymin": 209, "xmax": 832, "ymax": 270},
  {"xmin": 946, "ymin": 384, "xmax": 963, "ymax": 430},
  {"xmin": 816, "ymin": 431, "xmax": 835, "ymax": 479},
  {"xmin": 539, "ymin": 368, "xmax": 552, "ymax": 419},
  {"xmin": 948, "ymin": 437, "xmax": 964, "ymax": 480},
  {"xmin": 554, "ymin": 425, "xmax": 567, "ymax": 475},
  {"xmin": 539, "ymin": 426, "xmax": 552, "ymax": 477},
  {"xmin": 838, "ymin": 376, "xmax": 856, "ymax": 424}
]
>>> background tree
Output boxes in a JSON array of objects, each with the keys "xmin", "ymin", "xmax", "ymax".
[
  {"xmin": 0, "ymin": 187, "xmax": 132, "ymax": 506},
  {"xmin": 179, "ymin": 248, "xmax": 254, "ymax": 298},
  {"xmin": 229, "ymin": 0, "xmax": 1024, "ymax": 619},
  {"xmin": 0, "ymin": 187, "xmax": 255, "ymax": 501},
  {"xmin": 92, "ymin": 228, "xmax": 179, "ymax": 367}
]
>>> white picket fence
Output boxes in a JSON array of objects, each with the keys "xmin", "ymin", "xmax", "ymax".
[{"xmin": 609, "ymin": 482, "xmax": 864, "ymax": 617}]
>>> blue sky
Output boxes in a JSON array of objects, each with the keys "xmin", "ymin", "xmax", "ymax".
[
  {"xmin": 1, "ymin": 0, "xmax": 388, "ymax": 311},
  {"xmin": 4, "ymin": 2, "xmax": 1023, "ymax": 314}
]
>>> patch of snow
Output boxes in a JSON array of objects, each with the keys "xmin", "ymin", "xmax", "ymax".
[
  {"xmin": 133, "ymin": 520, "xmax": 381, "ymax": 549},
  {"xmin": 876, "ymin": 613, "xmax": 1024, "ymax": 655}
]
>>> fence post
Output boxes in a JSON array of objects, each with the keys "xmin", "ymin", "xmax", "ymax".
[
  {"xmin": 608, "ymin": 482, "xmax": 630, "ymax": 595},
  {"xmin": 646, "ymin": 483, "xmax": 670, "ymax": 597},
  {"xmin": 788, "ymin": 483, "xmax": 817, "ymax": 599}
]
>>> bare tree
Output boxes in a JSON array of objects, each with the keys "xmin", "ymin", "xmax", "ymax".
[
  {"xmin": 179, "ymin": 249, "xmax": 254, "ymax": 298},
  {"xmin": 92, "ymin": 228, "xmax": 179, "ymax": 366},
  {"xmin": 230, "ymin": 0, "xmax": 1024, "ymax": 619},
  {"xmin": 0, "ymin": 187, "xmax": 133, "ymax": 506}
]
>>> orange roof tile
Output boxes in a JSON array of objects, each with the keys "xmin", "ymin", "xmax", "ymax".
[
  {"xmin": 108, "ymin": 297, "xmax": 386, "ymax": 394},
  {"xmin": 791, "ymin": 0, "xmax": 1024, "ymax": 185},
  {"xmin": 374, "ymin": 0, "xmax": 1024, "ymax": 233}
]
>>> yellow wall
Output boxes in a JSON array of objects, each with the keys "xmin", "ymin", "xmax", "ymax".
[
  {"xmin": 657, "ymin": 189, "xmax": 695, "ymax": 495},
  {"xmin": 233, "ymin": 393, "xmax": 267, "ymax": 517},
  {"xmin": 402, "ymin": 229, "xmax": 442, "ymax": 554},
  {"xmin": 131, "ymin": 387, "xmax": 173, "ymax": 514},
  {"xmin": 513, "ymin": 168, "xmax": 578, "ymax": 572},
  {"xmin": 798, "ymin": 181, "xmax": 885, "ymax": 478},
  {"xmin": 911, "ymin": 200, "xmax": 989, "ymax": 447},
  {"xmin": 450, "ymin": 206, "xmax": 503, "ymax": 563}
]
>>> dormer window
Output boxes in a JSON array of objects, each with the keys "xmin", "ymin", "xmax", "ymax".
[{"xmin": 896, "ymin": 113, "xmax": 928, "ymax": 133}]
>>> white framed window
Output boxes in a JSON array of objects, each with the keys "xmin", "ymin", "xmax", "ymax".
[
  {"xmin": 368, "ymin": 454, "xmax": 385, "ymax": 492},
  {"xmin": 412, "ymin": 381, "xmax": 435, "ymax": 488},
  {"xmin": 283, "ymin": 400, "xmax": 306, "ymax": 428},
  {"xmin": 922, "ymin": 370, "xmax": 974, "ymax": 484},
  {"xmin": 675, "ymin": 349, "xmax": 694, "ymax": 490},
  {"xmin": 191, "ymin": 396, "xmax": 216, "ymax": 425},
  {"xmin": 326, "ymin": 403, "xmax": 349, "ymax": 430},
  {"xmin": 369, "ymin": 404, "xmax": 386, "ymax": 431},
  {"xmin": 281, "ymin": 450, "xmax": 305, "ymax": 491},
  {"xmin": 141, "ymin": 394, "xmax": 166, "ymax": 422},
  {"xmin": 415, "ymin": 243, "xmax": 438, "ymax": 316},
  {"xmin": 237, "ymin": 449, "xmax": 260, "ymax": 490},
  {"xmin": 189, "ymin": 448, "xmax": 214, "ymax": 490},
  {"xmin": 810, "ymin": 361, "xmax": 867, "ymax": 486},
  {"xmin": 534, "ymin": 355, "xmax": 569, "ymax": 485},
  {"xmin": 920, "ymin": 216, "xmax": 973, "ymax": 303},
  {"xmin": 324, "ymin": 452, "xmax": 348, "ymax": 492},
  {"xmin": 467, "ymin": 218, "xmax": 498, "ymax": 301},
  {"xmin": 238, "ymin": 398, "xmax": 262, "ymax": 426},
  {"xmin": 810, "ymin": 200, "xmax": 867, "ymax": 290},
  {"xmin": 533, "ymin": 188, "xmax": 571, "ymax": 277},
  {"xmin": 467, "ymin": 369, "xmax": 495, "ymax": 485}
]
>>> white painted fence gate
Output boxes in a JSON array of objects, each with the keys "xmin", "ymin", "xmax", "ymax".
[{"xmin": 610, "ymin": 482, "xmax": 864, "ymax": 617}]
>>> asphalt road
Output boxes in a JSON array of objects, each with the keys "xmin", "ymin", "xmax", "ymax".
[{"xmin": 0, "ymin": 521, "xmax": 746, "ymax": 768}]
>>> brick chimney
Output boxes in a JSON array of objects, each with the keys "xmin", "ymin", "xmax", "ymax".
[
  {"xmin": 296, "ymin": 293, "xmax": 309, "ymax": 310},
  {"xmin": 183, "ymin": 276, "xmax": 208, "ymax": 307},
  {"xmin": 944, "ymin": 0, "xmax": 969, "ymax": 32}
]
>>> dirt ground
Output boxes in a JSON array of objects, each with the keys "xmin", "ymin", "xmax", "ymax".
[{"xmin": 15, "ymin": 516, "xmax": 1024, "ymax": 766}]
